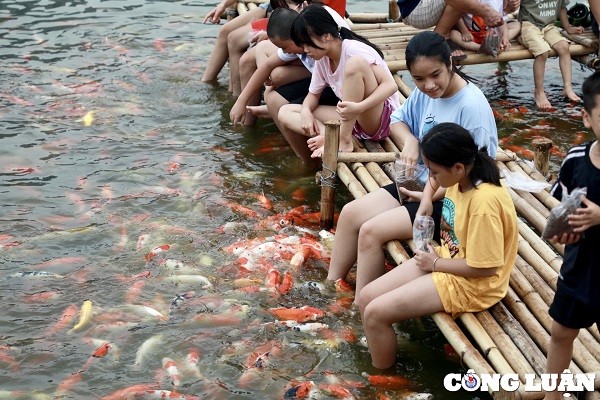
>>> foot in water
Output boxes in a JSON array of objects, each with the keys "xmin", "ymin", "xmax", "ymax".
[
  {"xmin": 563, "ymin": 89, "xmax": 581, "ymax": 103},
  {"xmin": 535, "ymin": 90, "xmax": 552, "ymax": 109},
  {"xmin": 246, "ymin": 104, "xmax": 271, "ymax": 118}
]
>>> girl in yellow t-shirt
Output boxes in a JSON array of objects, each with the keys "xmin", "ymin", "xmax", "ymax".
[{"xmin": 357, "ymin": 122, "xmax": 518, "ymax": 370}]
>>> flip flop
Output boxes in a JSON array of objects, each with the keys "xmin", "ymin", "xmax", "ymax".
[{"xmin": 445, "ymin": 38, "xmax": 467, "ymax": 61}]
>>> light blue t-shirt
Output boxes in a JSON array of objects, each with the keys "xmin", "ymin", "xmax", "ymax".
[{"xmin": 390, "ymin": 81, "xmax": 498, "ymax": 158}]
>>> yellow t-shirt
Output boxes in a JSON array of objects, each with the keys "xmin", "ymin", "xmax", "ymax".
[{"xmin": 433, "ymin": 182, "xmax": 518, "ymax": 318}]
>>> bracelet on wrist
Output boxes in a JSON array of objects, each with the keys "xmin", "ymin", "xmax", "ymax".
[{"xmin": 432, "ymin": 256, "xmax": 441, "ymax": 272}]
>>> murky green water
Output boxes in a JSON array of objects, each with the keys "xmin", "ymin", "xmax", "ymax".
[{"xmin": 0, "ymin": 0, "xmax": 596, "ymax": 398}]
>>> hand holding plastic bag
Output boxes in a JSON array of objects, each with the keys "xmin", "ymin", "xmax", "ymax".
[{"xmin": 542, "ymin": 185, "xmax": 587, "ymax": 239}]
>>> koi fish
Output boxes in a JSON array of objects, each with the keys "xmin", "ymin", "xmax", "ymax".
[
  {"xmin": 284, "ymin": 322, "xmax": 329, "ymax": 333},
  {"xmin": 133, "ymin": 334, "xmax": 164, "ymax": 368},
  {"xmin": 184, "ymin": 348, "xmax": 203, "ymax": 378},
  {"xmin": 335, "ymin": 278, "xmax": 353, "ymax": 293},
  {"xmin": 68, "ymin": 299, "xmax": 93, "ymax": 334},
  {"xmin": 55, "ymin": 372, "xmax": 83, "ymax": 397},
  {"xmin": 163, "ymin": 274, "xmax": 212, "ymax": 288},
  {"xmin": 23, "ymin": 290, "xmax": 62, "ymax": 303},
  {"xmin": 318, "ymin": 383, "xmax": 355, "ymax": 399},
  {"xmin": 283, "ymin": 381, "xmax": 315, "ymax": 399},
  {"xmin": 145, "ymin": 244, "xmax": 171, "ymax": 262},
  {"xmin": 92, "ymin": 342, "xmax": 112, "ymax": 358},
  {"xmin": 162, "ymin": 357, "xmax": 182, "ymax": 387},
  {"xmin": 0, "ymin": 346, "xmax": 19, "ymax": 372},
  {"xmin": 10, "ymin": 271, "xmax": 65, "ymax": 278},
  {"xmin": 81, "ymin": 111, "xmax": 95, "ymax": 126},
  {"xmin": 169, "ymin": 291, "xmax": 196, "ymax": 311},
  {"xmin": 99, "ymin": 383, "xmax": 159, "ymax": 400},
  {"xmin": 140, "ymin": 390, "xmax": 199, "ymax": 400},
  {"xmin": 137, "ymin": 234, "xmax": 150, "ymax": 251},
  {"xmin": 269, "ymin": 306, "xmax": 325, "ymax": 322},
  {"xmin": 125, "ymin": 280, "xmax": 146, "ymax": 303},
  {"xmin": 250, "ymin": 192, "xmax": 272, "ymax": 210},
  {"xmin": 221, "ymin": 200, "xmax": 261, "ymax": 219},
  {"xmin": 361, "ymin": 372, "xmax": 412, "ymax": 390},
  {"xmin": 45, "ymin": 304, "xmax": 79, "ymax": 336}
]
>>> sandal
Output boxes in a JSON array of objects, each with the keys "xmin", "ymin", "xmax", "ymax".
[{"xmin": 445, "ymin": 38, "xmax": 467, "ymax": 62}]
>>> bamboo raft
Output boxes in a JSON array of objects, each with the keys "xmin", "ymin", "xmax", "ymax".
[{"xmin": 225, "ymin": 2, "xmax": 600, "ymax": 397}]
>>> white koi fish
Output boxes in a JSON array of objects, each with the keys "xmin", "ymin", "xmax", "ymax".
[{"xmin": 133, "ymin": 334, "xmax": 164, "ymax": 368}]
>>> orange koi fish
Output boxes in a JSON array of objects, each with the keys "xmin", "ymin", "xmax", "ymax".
[
  {"xmin": 362, "ymin": 372, "xmax": 412, "ymax": 390},
  {"xmin": 250, "ymin": 192, "xmax": 273, "ymax": 210},
  {"xmin": 142, "ymin": 390, "xmax": 199, "ymax": 399},
  {"xmin": 269, "ymin": 305, "xmax": 325, "ymax": 322},
  {"xmin": 23, "ymin": 290, "xmax": 62, "ymax": 303},
  {"xmin": 55, "ymin": 372, "xmax": 83, "ymax": 397},
  {"xmin": 283, "ymin": 381, "xmax": 315, "ymax": 399},
  {"xmin": 335, "ymin": 278, "xmax": 353, "ymax": 293},
  {"xmin": 318, "ymin": 383, "xmax": 355, "ymax": 399},
  {"xmin": 221, "ymin": 200, "xmax": 261, "ymax": 219},
  {"xmin": 92, "ymin": 342, "xmax": 112, "ymax": 358},
  {"xmin": 45, "ymin": 304, "xmax": 79, "ymax": 336},
  {"xmin": 99, "ymin": 383, "xmax": 159, "ymax": 400},
  {"xmin": 0, "ymin": 345, "xmax": 19, "ymax": 372},
  {"xmin": 166, "ymin": 162, "xmax": 181, "ymax": 173},
  {"xmin": 145, "ymin": 244, "xmax": 171, "ymax": 262},
  {"xmin": 125, "ymin": 280, "xmax": 146, "ymax": 304}
]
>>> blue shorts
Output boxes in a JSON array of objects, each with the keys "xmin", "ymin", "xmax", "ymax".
[{"xmin": 549, "ymin": 286, "xmax": 600, "ymax": 329}]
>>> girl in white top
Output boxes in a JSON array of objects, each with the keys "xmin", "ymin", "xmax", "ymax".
[{"xmin": 277, "ymin": 4, "xmax": 400, "ymax": 159}]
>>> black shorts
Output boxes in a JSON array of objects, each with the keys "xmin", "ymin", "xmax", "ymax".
[
  {"xmin": 275, "ymin": 78, "xmax": 339, "ymax": 105},
  {"xmin": 549, "ymin": 288, "xmax": 600, "ymax": 329},
  {"xmin": 382, "ymin": 183, "xmax": 443, "ymax": 243}
]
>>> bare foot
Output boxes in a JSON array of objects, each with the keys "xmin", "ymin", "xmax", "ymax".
[
  {"xmin": 563, "ymin": 89, "xmax": 581, "ymax": 103},
  {"xmin": 535, "ymin": 91, "xmax": 552, "ymax": 109},
  {"xmin": 246, "ymin": 104, "xmax": 271, "ymax": 118},
  {"xmin": 307, "ymin": 135, "xmax": 324, "ymax": 152},
  {"xmin": 311, "ymin": 145, "xmax": 324, "ymax": 158}
]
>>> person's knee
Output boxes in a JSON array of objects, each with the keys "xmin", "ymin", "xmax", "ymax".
[
  {"xmin": 356, "ymin": 288, "xmax": 376, "ymax": 316},
  {"xmin": 278, "ymin": 104, "xmax": 294, "ymax": 128},
  {"xmin": 357, "ymin": 220, "xmax": 382, "ymax": 250},
  {"xmin": 239, "ymin": 52, "xmax": 255, "ymax": 75},
  {"xmin": 550, "ymin": 323, "xmax": 579, "ymax": 344},
  {"xmin": 553, "ymin": 40, "xmax": 570, "ymax": 55},
  {"xmin": 344, "ymin": 56, "xmax": 369, "ymax": 78}
]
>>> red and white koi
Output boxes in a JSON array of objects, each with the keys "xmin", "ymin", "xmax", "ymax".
[
  {"xmin": 281, "ymin": 321, "xmax": 329, "ymax": 333},
  {"xmin": 140, "ymin": 390, "xmax": 199, "ymax": 400},
  {"xmin": 184, "ymin": 348, "xmax": 203, "ymax": 379},
  {"xmin": 145, "ymin": 244, "xmax": 171, "ymax": 262},
  {"xmin": 163, "ymin": 274, "xmax": 212, "ymax": 288},
  {"xmin": 162, "ymin": 357, "xmax": 182, "ymax": 388}
]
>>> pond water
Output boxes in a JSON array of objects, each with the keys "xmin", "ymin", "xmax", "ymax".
[{"xmin": 0, "ymin": 0, "xmax": 596, "ymax": 399}]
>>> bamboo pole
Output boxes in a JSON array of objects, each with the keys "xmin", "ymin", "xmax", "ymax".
[
  {"xmin": 517, "ymin": 218, "xmax": 564, "ymax": 266},
  {"xmin": 506, "ymin": 186, "xmax": 548, "ymax": 233},
  {"xmin": 385, "ymin": 44, "xmax": 595, "ymax": 72},
  {"xmin": 489, "ymin": 302, "xmax": 549, "ymax": 376},
  {"xmin": 337, "ymin": 162, "xmax": 368, "ymax": 199},
  {"xmin": 505, "ymin": 160, "xmax": 558, "ymax": 211},
  {"xmin": 349, "ymin": 161, "xmax": 383, "ymax": 193},
  {"xmin": 319, "ymin": 120, "xmax": 340, "ymax": 229},
  {"xmin": 337, "ymin": 152, "xmax": 396, "ymax": 163},
  {"xmin": 560, "ymin": 29, "xmax": 599, "ymax": 50},
  {"xmin": 515, "ymin": 246, "xmax": 558, "ymax": 294},
  {"xmin": 474, "ymin": 310, "xmax": 538, "ymax": 380},
  {"xmin": 348, "ymin": 12, "xmax": 389, "ymax": 23},
  {"xmin": 532, "ymin": 138, "xmax": 553, "ymax": 179},
  {"xmin": 502, "ymin": 287, "xmax": 585, "ymax": 375},
  {"xmin": 393, "ymin": 74, "xmax": 413, "ymax": 98},
  {"xmin": 459, "ymin": 313, "xmax": 518, "ymax": 376},
  {"xmin": 431, "ymin": 313, "xmax": 535, "ymax": 399},
  {"xmin": 509, "ymin": 268, "xmax": 600, "ymax": 373}
]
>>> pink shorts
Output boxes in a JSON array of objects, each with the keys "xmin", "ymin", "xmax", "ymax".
[{"xmin": 352, "ymin": 98, "xmax": 394, "ymax": 141}]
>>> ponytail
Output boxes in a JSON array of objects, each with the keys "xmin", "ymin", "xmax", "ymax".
[{"xmin": 421, "ymin": 123, "xmax": 500, "ymax": 187}]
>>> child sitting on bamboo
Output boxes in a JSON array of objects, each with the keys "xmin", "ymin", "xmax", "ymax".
[{"xmin": 449, "ymin": 0, "xmax": 520, "ymax": 55}]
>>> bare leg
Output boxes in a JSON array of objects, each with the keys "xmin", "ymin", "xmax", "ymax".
[
  {"xmin": 357, "ymin": 260, "xmax": 443, "ymax": 369},
  {"xmin": 543, "ymin": 320, "xmax": 579, "ymax": 400},
  {"xmin": 533, "ymin": 52, "xmax": 551, "ymax": 109},
  {"xmin": 277, "ymin": 103, "xmax": 322, "ymax": 168},
  {"xmin": 355, "ymin": 205, "xmax": 413, "ymax": 296},
  {"xmin": 227, "ymin": 24, "xmax": 252, "ymax": 96},
  {"xmin": 327, "ymin": 190, "xmax": 401, "ymax": 282},
  {"xmin": 337, "ymin": 57, "xmax": 384, "ymax": 154},
  {"xmin": 201, "ymin": 9, "xmax": 264, "ymax": 83},
  {"xmin": 553, "ymin": 41, "xmax": 581, "ymax": 103},
  {"xmin": 238, "ymin": 47, "xmax": 259, "ymax": 126},
  {"xmin": 449, "ymin": 29, "xmax": 482, "ymax": 52}
]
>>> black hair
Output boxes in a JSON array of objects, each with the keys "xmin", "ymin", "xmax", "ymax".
[
  {"xmin": 421, "ymin": 122, "xmax": 501, "ymax": 186},
  {"xmin": 269, "ymin": 0, "xmax": 320, "ymax": 11},
  {"xmin": 582, "ymin": 70, "xmax": 600, "ymax": 114},
  {"xmin": 291, "ymin": 4, "xmax": 384, "ymax": 59},
  {"xmin": 405, "ymin": 31, "xmax": 471, "ymax": 83},
  {"xmin": 267, "ymin": 7, "xmax": 299, "ymax": 40}
]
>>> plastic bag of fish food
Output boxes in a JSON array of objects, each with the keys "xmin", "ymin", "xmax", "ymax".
[
  {"xmin": 542, "ymin": 185, "xmax": 587, "ymax": 239},
  {"xmin": 479, "ymin": 27, "xmax": 501, "ymax": 57}
]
